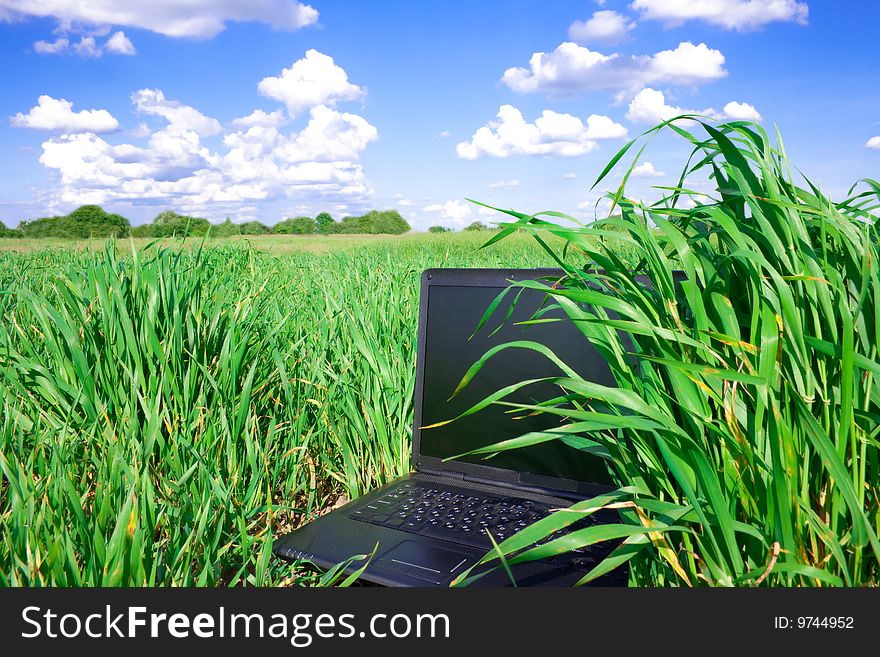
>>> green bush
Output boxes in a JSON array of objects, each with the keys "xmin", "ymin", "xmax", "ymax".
[
  {"xmin": 315, "ymin": 212, "xmax": 337, "ymax": 234},
  {"xmin": 239, "ymin": 221, "xmax": 272, "ymax": 235},
  {"xmin": 135, "ymin": 211, "xmax": 211, "ymax": 238},
  {"xmin": 274, "ymin": 216, "xmax": 317, "ymax": 235},
  {"xmin": 209, "ymin": 218, "xmax": 241, "ymax": 237},
  {"xmin": 463, "ymin": 221, "xmax": 488, "ymax": 232},
  {"xmin": 365, "ymin": 210, "xmax": 410, "ymax": 235},
  {"xmin": 335, "ymin": 210, "xmax": 410, "ymax": 235},
  {"xmin": 0, "ymin": 221, "xmax": 21, "ymax": 238},
  {"xmin": 19, "ymin": 205, "xmax": 130, "ymax": 239},
  {"xmin": 428, "ymin": 225, "xmax": 451, "ymax": 234},
  {"xmin": 337, "ymin": 215, "xmax": 371, "ymax": 234}
]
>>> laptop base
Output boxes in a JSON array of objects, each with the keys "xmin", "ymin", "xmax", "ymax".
[{"xmin": 273, "ymin": 474, "xmax": 627, "ymax": 587}]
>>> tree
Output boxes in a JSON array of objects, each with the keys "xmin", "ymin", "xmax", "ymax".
[
  {"xmin": 315, "ymin": 212, "xmax": 337, "ymax": 234},
  {"xmin": 428, "ymin": 225, "xmax": 451, "ymax": 233},
  {"xmin": 337, "ymin": 215, "xmax": 371, "ymax": 234},
  {"xmin": 0, "ymin": 221, "xmax": 20, "ymax": 238},
  {"xmin": 142, "ymin": 211, "xmax": 210, "ymax": 237},
  {"xmin": 68, "ymin": 205, "xmax": 130, "ymax": 238},
  {"xmin": 274, "ymin": 216, "xmax": 317, "ymax": 234},
  {"xmin": 19, "ymin": 205, "xmax": 130, "ymax": 238},
  {"xmin": 366, "ymin": 210, "xmax": 410, "ymax": 234},
  {"xmin": 463, "ymin": 221, "xmax": 488, "ymax": 231},
  {"xmin": 239, "ymin": 221, "xmax": 271, "ymax": 235},
  {"xmin": 210, "ymin": 218, "xmax": 241, "ymax": 237}
]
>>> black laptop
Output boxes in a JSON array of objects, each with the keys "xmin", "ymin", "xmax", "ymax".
[{"xmin": 273, "ymin": 268, "xmax": 627, "ymax": 586}]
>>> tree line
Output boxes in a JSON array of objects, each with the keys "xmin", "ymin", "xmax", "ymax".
[{"xmin": 0, "ymin": 206, "xmax": 417, "ymax": 239}]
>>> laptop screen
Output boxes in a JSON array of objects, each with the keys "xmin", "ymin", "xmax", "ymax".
[{"xmin": 418, "ymin": 279, "xmax": 615, "ymax": 486}]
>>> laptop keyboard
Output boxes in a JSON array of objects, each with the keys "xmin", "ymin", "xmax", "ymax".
[{"xmin": 348, "ymin": 481, "xmax": 599, "ymax": 552}]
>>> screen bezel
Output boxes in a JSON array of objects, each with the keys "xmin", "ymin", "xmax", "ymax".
[{"xmin": 410, "ymin": 267, "xmax": 616, "ymax": 497}]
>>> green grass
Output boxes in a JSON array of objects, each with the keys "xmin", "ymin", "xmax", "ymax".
[
  {"xmin": 2, "ymin": 119, "xmax": 877, "ymax": 588},
  {"xmin": 447, "ymin": 119, "xmax": 880, "ymax": 587},
  {"xmin": 0, "ymin": 231, "xmax": 561, "ymax": 585}
]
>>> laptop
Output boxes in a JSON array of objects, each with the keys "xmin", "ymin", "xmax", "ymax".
[{"xmin": 273, "ymin": 268, "xmax": 628, "ymax": 586}]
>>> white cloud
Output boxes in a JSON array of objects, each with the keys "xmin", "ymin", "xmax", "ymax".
[
  {"xmin": 502, "ymin": 41, "xmax": 726, "ymax": 95},
  {"xmin": 631, "ymin": 0, "xmax": 808, "ymax": 31},
  {"xmin": 270, "ymin": 105, "xmax": 377, "ymax": 163},
  {"xmin": 438, "ymin": 130, "xmax": 452, "ymax": 138},
  {"xmin": 33, "ymin": 37, "xmax": 68, "ymax": 54},
  {"xmin": 564, "ymin": 172, "xmax": 577, "ymax": 179},
  {"xmin": 258, "ymin": 50, "xmax": 365, "ymax": 118},
  {"xmin": 631, "ymin": 161, "xmax": 664, "ymax": 177},
  {"xmin": 11, "ymin": 95, "xmax": 119, "ymax": 132},
  {"xmin": 0, "ymin": 0, "xmax": 319, "ymax": 39},
  {"xmin": 457, "ymin": 105, "xmax": 627, "ymax": 160},
  {"xmin": 130, "ymin": 122, "xmax": 151, "ymax": 138},
  {"xmin": 422, "ymin": 200, "xmax": 473, "ymax": 227},
  {"xmin": 626, "ymin": 87, "xmax": 762, "ymax": 123},
  {"xmin": 231, "ymin": 108, "xmax": 287, "ymax": 128},
  {"xmin": 867, "ymin": 136, "xmax": 880, "ymax": 150},
  {"xmin": 568, "ymin": 10, "xmax": 636, "ymax": 44},
  {"xmin": 488, "ymin": 179, "xmax": 520, "ymax": 189},
  {"xmin": 105, "ymin": 30, "xmax": 135, "ymax": 55},
  {"xmin": 721, "ymin": 100, "xmax": 762, "ymax": 122},
  {"xmin": 626, "ymin": 87, "xmax": 695, "ymax": 122},
  {"xmin": 31, "ymin": 81, "xmax": 378, "ymax": 214},
  {"xmin": 72, "ymin": 36, "xmax": 101, "ymax": 57},
  {"xmin": 32, "ymin": 30, "xmax": 135, "ymax": 56},
  {"xmin": 132, "ymin": 89, "xmax": 221, "ymax": 136}
]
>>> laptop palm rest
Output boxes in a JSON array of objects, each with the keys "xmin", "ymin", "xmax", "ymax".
[{"xmin": 376, "ymin": 540, "xmax": 470, "ymax": 585}]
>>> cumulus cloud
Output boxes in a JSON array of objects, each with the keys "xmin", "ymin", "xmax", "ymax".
[
  {"xmin": 11, "ymin": 95, "xmax": 120, "ymax": 132},
  {"xmin": 720, "ymin": 100, "xmax": 762, "ymax": 122},
  {"xmin": 626, "ymin": 88, "xmax": 762, "ymax": 123},
  {"xmin": 132, "ymin": 89, "xmax": 222, "ymax": 136},
  {"xmin": 130, "ymin": 122, "xmax": 151, "ymax": 138},
  {"xmin": 625, "ymin": 88, "xmax": 695, "ymax": 122},
  {"xmin": 488, "ymin": 179, "xmax": 520, "ymax": 189},
  {"xmin": 438, "ymin": 130, "xmax": 452, "ymax": 138},
  {"xmin": 33, "ymin": 37, "xmax": 69, "ymax": 54},
  {"xmin": 867, "ymin": 136, "xmax": 880, "ymax": 150},
  {"xmin": 564, "ymin": 172, "xmax": 577, "ymax": 179},
  {"xmin": 28, "ymin": 85, "xmax": 377, "ymax": 213},
  {"xmin": 0, "ymin": 0, "xmax": 319, "ymax": 39},
  {"xmin": 502, "ymin": 41, "xmax": 726, "ymax": 95},
  {"xmin": 631, "ymin": 0, "xmax": 808, "ymax": 31},
  {"xmin": 72, "ymin": 36, "xmax": 101, "ymax": 57},
  {"xmin": 105, "ymin": 30, "xmax": 135, "ymax": 55},
  {"xmin": 32, "ymin": 30, "xmax": 135, "ymax": 56},
  {"xmin": 630, "ymin": 161, "xmax": 664, "ymax": 177},
  {"xmin": 457, "ymin": 105, "xmax": 627, "ymax": 160},
  {"xmin": 258, "ymin": 50, "xmax": 365, "ymax": 118},
  {"xmin": 568, "ymin": 10, "xmax": 636, "ymax": 44},
  {"xmin": 15, "ymin": 49, "xmax": 378, "ymax": 217},
  {"xmin": 422, "ymin": 200, "xmax": 473, "ymax": 227},
  {"xmin": 231, "ymin": 108, "xmax": 287, "ymax": 128}
]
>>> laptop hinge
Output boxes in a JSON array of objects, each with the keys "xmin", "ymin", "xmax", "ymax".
[
  {"xmin": 462, "ymin": 472, "xmax": 580, "ymax": 501},
  {"xmin": 418, "ymin": 467, "xmax": 464, "ymax": 480}
]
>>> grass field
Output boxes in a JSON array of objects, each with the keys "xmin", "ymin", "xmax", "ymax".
[
  {"xmin": 2, "ymin": 119, "xmax": 878, "ymax": 588},
  {"xmin": 0, "ymin": 233, "xmax": 427, "ymax": 255},
  {"xmin": 0, "ymin": 231, "xmax": 565, "ymax": 585}
]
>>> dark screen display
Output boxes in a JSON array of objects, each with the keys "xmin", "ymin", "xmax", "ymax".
[{"xmin": 419, "ymin": 283, "xmax": 615, "ymax": 485}]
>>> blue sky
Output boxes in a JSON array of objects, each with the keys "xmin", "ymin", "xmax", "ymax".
[{"xmin": 1, "ymin": 0, "xmax": 878, "ymax": 230}]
